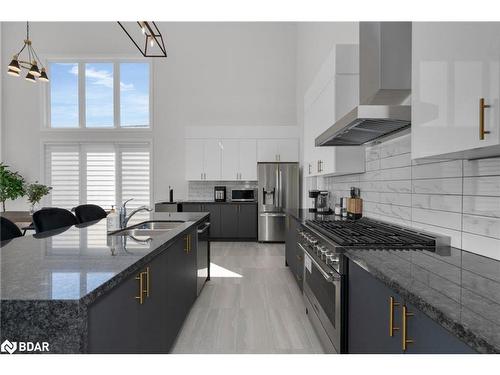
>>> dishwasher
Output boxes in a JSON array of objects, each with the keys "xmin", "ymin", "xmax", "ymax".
[{"xmin": 196, "ymin": 221, "xmax": 210, "ymax": 295}]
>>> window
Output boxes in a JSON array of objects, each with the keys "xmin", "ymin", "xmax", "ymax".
[
  {"xmin": 48, "ymin": 61, "xmax": 150, "ymax": 128},
  {"xmin": 50, "ymin": 63, "xmax": 79, "ymax": 128},
  {"xmin": 45, "ymin": 143, "xmax": 151, "ymax": 225}
]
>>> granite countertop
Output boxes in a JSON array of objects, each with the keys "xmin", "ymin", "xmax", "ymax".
[
  {"xmin": 0, "ymin": 211, "xmax": 209, "ymax": 304},
  {"xmin": 286, "ymin": 208, "xmax": 500, "ymax": 353}
]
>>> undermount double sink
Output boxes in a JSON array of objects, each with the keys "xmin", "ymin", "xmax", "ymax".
[{"xmin": 108, "ymin": 220, "xmax": 185, "ymax": 238}]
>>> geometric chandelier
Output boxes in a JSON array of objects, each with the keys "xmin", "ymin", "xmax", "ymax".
[
  {"xmin": 7, "ymin": 22, "xmax": 49, "ymax": 83},
  {"xmin": 117, "ymin": 21, "xmax": 167, "ymax": 58}
]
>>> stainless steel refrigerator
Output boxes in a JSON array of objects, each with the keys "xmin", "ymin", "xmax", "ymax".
[{"xmin": 258, "ymin": 162, "xmax": 299, "ymax": 242}]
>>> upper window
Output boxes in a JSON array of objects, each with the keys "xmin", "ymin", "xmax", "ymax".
[{"xmin": 48, "ymin": 61, "xmax": 150, "ymax": 129}]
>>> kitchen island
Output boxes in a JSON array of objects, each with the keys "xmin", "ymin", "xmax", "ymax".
[{"xmin": 0, "ymin": 212, "xmax": 209, "ymax": 354}]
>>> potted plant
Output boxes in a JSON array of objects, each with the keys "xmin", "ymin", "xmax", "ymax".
[
  {"xmin": 26, "ymin": 182, "xmax": 52, "ymax": 214},
  {"xmin": 0, "ymin": 163, "xmax": 26, "ymax": 212}
]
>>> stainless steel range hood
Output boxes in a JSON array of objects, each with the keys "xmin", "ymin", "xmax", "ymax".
[{"xmin": 316, "ymin": 22, "xmax": 412, "ymax": 146}]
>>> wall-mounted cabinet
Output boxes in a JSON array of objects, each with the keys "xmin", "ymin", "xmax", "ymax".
[
  {"xmin": 185, "ymin": 139, "xmax": 222, "ymax": 181},
  {"xmin": 412, "ymin": 22, "xmax": 500, "ymax": 160},
  {"xmin": 221, "ymin": 139, "xmax": 257, "ymax": 180},
  {"xmin": 186, "ymin": 137, "xmax": 298, "ymax": 181},
  {"xmin": 303, "ymin": 45, "xmax": 365, "ymax": 177},
  {"xmin": 257, "ymin": 138, "xmax": 299, "ymax": 162}
]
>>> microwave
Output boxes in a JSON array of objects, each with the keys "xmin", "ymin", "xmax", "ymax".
[{"xmin": 231, "ymin": 189, "xmax": 255, "ymax": 202}]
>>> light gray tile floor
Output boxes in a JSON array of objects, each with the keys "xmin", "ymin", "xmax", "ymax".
[{"xmin": 172, "ymin": 241, "xmax": 324, "ymax": 354}]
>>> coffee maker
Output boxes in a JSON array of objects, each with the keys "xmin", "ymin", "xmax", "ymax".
[
  {"xmin": 316, "ymin": 191, "xmax": 330, "ymax": 213},
  {"xmin": 308, "ymin": 190, "xmax": 320, "ymax": 212},
  {"xmin": 309, "ymin": 190, "xmax": 331, "ymax": 213}
]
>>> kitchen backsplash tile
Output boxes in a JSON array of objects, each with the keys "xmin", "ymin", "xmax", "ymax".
[
  {"xmin": 318, "ymin": 132, "xmax": 500, "ymax": 260},
  {"xmin": 188, "ymin": 180, "xmax": 257, "ymax": 201}
]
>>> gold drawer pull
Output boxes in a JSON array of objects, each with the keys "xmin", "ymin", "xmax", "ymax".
[
  {"xmin": 402, "ymin": 305, "xmax": 414, "ymax": 351},
  {"xmin": 480, "ymin": 98, "xmax": 491, "ymax": 140},
  {"xmin": 389, "ymin": 296, "xmax": 400, "ymax": 337},
  {"xmin": 135, "ymin": 272, "xmax": 144, "ymax": 304},
  {"xmin": 143, "ymin": 267, "xmax": 150, "ymax": 298},
  {"xmin": 296, "ymin": 254, "xmax": 303, "ymax": 261}
]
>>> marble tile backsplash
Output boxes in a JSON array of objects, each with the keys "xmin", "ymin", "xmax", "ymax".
[
  {"xmin": 317, "ymin": 133, "xmax": 500, "ymax": 260},
  {"xmin": 188, "ymin": 181, "xmax": 258, "ymax": 201}
]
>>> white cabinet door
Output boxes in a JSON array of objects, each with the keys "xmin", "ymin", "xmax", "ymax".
[
  {"xmin": 239, "ymin": 140, "xmax": 257, "ymax": 180},
  {"xmin": 221, "ymin": 140, "xmax": 240, "ymax": 180},
  {"xmin": 257, "ymin": 139, "xmax": 278, "ymax": 162},
  {"xmin": 412, "ymin": 22, "xmax": 500, "ymax": 159},
  {"xmin": 203, "ymin": 139, "xmax": 222, "ymax": 180},
  {"xmin": 185, "ymin": 139, "xmax": 205, "ymax": 180},
  {"xmin": 276, "ymin": 139, "xmax": 299, "ymax": 162}
]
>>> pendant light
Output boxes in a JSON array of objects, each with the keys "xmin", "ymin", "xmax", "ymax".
[
  {"xmin": 117, "ymin": 21, "xmax": 167, "ymax": 57},
  {"xmin": 6, "ymin": 22, "xmax": 49, "ymax": 83}
]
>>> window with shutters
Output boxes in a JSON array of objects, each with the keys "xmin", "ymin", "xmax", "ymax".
[{"xmin": 44, "ymin": 142, "xmax": 151, "ymax": 227}]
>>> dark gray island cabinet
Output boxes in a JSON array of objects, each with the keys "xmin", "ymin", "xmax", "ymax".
[
  {"xmin": 88, "ymin": 228, "xmax": 197, "ymax": 353},
  {"xmin": 0, "ymin": 211, "xmax": 208, "ymax": 354},
  {"xmin": 348, "ymin": 261, "xmax": 476, "ymax": 354}
]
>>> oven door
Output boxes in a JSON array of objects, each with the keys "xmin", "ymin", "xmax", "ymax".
[{"xmin": 300, "ymin": 244, "xmax": 342, "ymax": 353}]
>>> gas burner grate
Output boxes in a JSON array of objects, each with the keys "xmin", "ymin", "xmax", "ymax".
[{"xmin": 306, "ymin": 218, "xmax": 436, "ymax": 247}]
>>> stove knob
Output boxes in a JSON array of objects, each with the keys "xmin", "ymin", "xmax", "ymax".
[
  {"xmin": 326, "ymin": 254, "xmax": 339, "ymax": 265},
  {"xmin": 319, "ymin": 248, "xmax": 329, "ymax": 259},
  {"xmin": 309, "ymin": 237, "xmax": 318, "ymax": 245}
]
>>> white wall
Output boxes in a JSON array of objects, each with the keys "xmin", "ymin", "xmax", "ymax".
[
  {"xmin": 295, "ymin": 22, "xmax": 359, "ymax": 204},
  {"xmin": 0, "ymin": 22, "xmax": 297, "ymax": 209}
]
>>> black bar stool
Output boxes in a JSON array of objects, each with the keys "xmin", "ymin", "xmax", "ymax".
[
  {"xmin": 74, "ymin": 204, "xmax": 107, "ymax": 224},
  {"xmin": 32, "ymin": 208, "xmax": 78, "ymax": 234},
  {"xmin": 0, "ymin": 217, "xmax": 23, "ymax": 242}
]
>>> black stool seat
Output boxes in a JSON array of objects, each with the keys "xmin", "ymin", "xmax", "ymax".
[
  {"xmin": 1, "ymin": 217, "xmax": 23, "ymax": 242},
  {"xmin": 74, "ymin": 204, "xmax": 107, "ymax": 224},
  {"xmin": 32, "ymin": 208, "xmax": 78, "ymax": 234}
]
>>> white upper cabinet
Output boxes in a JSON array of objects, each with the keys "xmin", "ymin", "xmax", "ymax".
[
  {"xmin": 303, "ymin": 45, "xmax": 365, "ymax": 177},
  {"xmin": 221, "ymin": 139, "xmax": 257, "ymax": 180},
  {"xmin": 185, "ymin": 139, "xmax": 205, "ymax": 180},
  {"xmin": 257, "ymin": 139, "xmax": 299, "ymax": 162},
  {"xmin": 412, "ymin": 22, "xmax": 500, "ymax": 160},
  {"xmin": 185, "ymin": 139, "xmax": 222, "ymax": 180},
  {"xmin": 221, "ymin": 140, "xmax": 240, "ymax": 180},
  {"xmin": 239, "ymin": 140, "xmax": 258, "ymax": 180}
]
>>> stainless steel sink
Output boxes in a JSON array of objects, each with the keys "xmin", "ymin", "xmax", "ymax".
[
  {"xmin": 108, "ymin": 220, "xmax": 185, "ymax": 238},
  {"xmin": 135, "ymin": 221, "xmax": 184, "ymax": 230}
]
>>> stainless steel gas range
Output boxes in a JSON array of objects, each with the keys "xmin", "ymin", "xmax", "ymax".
[{"xmin": 297, "ymin": 217, "xmax": 444, "ymax": 354}]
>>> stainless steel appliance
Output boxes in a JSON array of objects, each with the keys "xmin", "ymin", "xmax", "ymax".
[
  {"xmin": 231, "ymin": 188, "xmax": 255, "ymax": 202},
  {"xmin": 258, "ymin": 162, "xmax": 299, "ymax": 242},
  {"xmin": 316, "ymin": 191, "xmax": 330, "ymax": 213},
  {"xmin": 298, "ymin": 217, "xmax": 447, "ymax": 353},
  {"xmin": 214, "ymin": 186, "xmax": 226, "ymax": 202},
  {"xmin": 308, "ymin": 190, "xmax": 320, "ymax": 212},
  {"xmin": 196, "ymin": 221, "xmax": 210, "ymax": 295},
  {"xmin": 316, "ymin": 22, "xmax": 412, "ymax": 146}
]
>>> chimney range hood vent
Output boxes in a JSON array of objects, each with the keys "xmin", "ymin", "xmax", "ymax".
[{"xmin": 316, "ymin": 22, "xmax": 412, "ymax": 147}]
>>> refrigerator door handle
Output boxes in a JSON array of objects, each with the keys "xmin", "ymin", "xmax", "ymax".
[
  {"xmin": 278, "ymin": 169, "xmax": 283, "ymax": 209},
  {"xmin": 275, "ymin": 165, "xmax": 280, "ymax": 209}
]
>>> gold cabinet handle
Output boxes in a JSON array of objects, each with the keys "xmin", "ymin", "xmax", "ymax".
[
  {"xmin": 143, "ymin": 267, "xmax": 150, "ymax": 298},
  {"xmin": 389, "ymin": 296, "xmax": 400, "ymax": 337},
  {"xmin": 296, "ymin": 254, "xmax": 303, "ymax": 261},
  {"xmin": 480, "ymin": 98, "xmax": 491, "ymax": 140},
  {"xmin": 135, "ymin": 272, "xmax": 144, "ymax": 304},
  {"xmin": 184, "ymin": 234, "xmax": 191, "ymax": 253},
  {"xmin": 402, "ymin": 305, "xmax": 414, "ymax": 351}
]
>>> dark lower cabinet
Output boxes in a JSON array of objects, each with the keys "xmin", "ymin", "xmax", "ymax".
[
  {"xmin": 87, "ymin": 229, "xmax": 198, "ymax": 354},
  {"xmin": 237, "ymin": 204, "xmax": 257, "ymax": 239},
  {"xmin": 220, "ymin": 204, "xmax": 238, "ymax": 238},
  {"xmin": 285, "ymin": 215, "xmax": 303, "ymax": 290},
  {"xmin": 348, "ymin": 261, "xmax": 475, "ymax": 354},
  {"xmin": 181, "ymin": 203, "xmax": 257, "ymax": 240}
]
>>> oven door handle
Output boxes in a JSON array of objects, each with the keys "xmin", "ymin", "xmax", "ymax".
[{"xmin": 298, "ymin": 243, "xmax": 340, "ymax": 282}]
